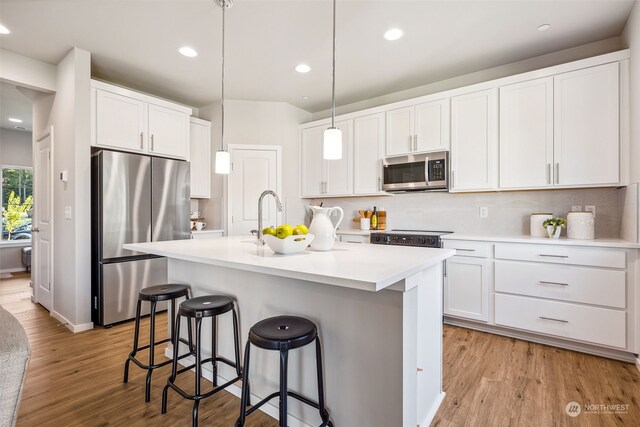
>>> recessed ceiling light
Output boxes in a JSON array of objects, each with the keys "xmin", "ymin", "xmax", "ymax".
[
  {"xmin": 178, "ymin": 46, "xmax": 198, "ymax": 58},
  {"xmin": 301, "ymin": 96, "xmax": 310, "ymax": 100},
  {"xmin": 8, "ymin": 118, "xmax": 22, "ymax": 123},
  {"xmin": 0, "ymin": 24, "xmax": 10, "ymax": 35},
  {"xmin": 295, "ymin": 64, "xmax": 311, "ymax": 73},
  {"xmin": 384, "ymin": 28, "xmax": 403, "ymax": 41},
  {"xmin": 537, "ymin": 24, "xmax": 551, "ymax": 32}
]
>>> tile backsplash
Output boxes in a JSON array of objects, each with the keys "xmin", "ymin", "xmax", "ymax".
[{"xmin": 314, "ymin": 187, "xmax": 624, "ymax": 238}]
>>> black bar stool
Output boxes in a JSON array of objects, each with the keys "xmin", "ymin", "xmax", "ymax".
[
  {"xmin": 235, "ymin": 315, "xmax": 333, "ymax": 427},
  {"xmin": 123, "ymin": 283, "xmax": 192, "ymax": 402},
  {"xmin": 162, "ymin": 295, "xmax": 243, "ymax": 427}
]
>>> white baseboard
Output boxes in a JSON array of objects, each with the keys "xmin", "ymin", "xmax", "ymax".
[
  {"xmin": 635, "ymin": 357, "xmax": 640, "ymax": 373},
  {"xmin": 164, "ymin": 347, "xmax": 312, "ymax": 427},
  {"xmin": 421, "ymin": 391, "xmax": 446, "ymax": 427},
  {"xmin": 50, "ymin": 310, "xmax": 94, "ymax": 333},
  {"xmin": 0, "ymin": 267, "xmax": 27, "ymax": 274}
]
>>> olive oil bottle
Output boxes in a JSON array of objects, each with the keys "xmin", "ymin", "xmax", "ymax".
[{"xmin": 371, "ymin": 206, "xmax": 378, "ymax": 230}]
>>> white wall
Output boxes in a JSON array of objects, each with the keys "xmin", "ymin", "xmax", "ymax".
[
  {"xmin": 32, "ymin": 47, "xmax": 92, "ymax": 331},
  {"xmin": 311, "ymin": 37, "xmax": 624, "ymax": 121},
  {"xmin": 198, "ymin": 100, "xmax": 312, "ymax": 230},
  {"xmin": 623, "ymin": 2, "xmax": 640, "ymax": 185},
  {"xmin": 0, "ymin": 128, "xmax": 32, "ymax": 167},
  {"xmin": 0, "ymin": 49, "xmax": 56, "ymax": 93}
]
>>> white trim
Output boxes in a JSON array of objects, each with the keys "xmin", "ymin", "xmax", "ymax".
[
  {"xmin": 0, "ymin": 267, "xmax": 27, "ymax": 274},
  {"xmin": 420, "ymin": 392, "xmax": 446, "ymax": 427},
  {"xmin": 0, "ymin": 240, "xmax": 32, "ymax": 248},
  {"xmin": 50, "ymin": 309, "xmax": 93, "ymax": 333},
  {"xmin": 635, "ymin": 357, "xmax": 640, "ymax": 373},
  {"xmin": 226, "ymin": 144, "xmax": 283, "ymax": 236},
  {"xmin": 300, "ymin": 49, "xmax": 629, "ymax": 129},
  {"xmin": 91, "ymin": 79, "xmax": 193, "ymax": 114},
  {"xmin": 189, "ymin": 116, "xmax": 211, "ymax": 127},
  {"xmin": 165, "ymin": 348, "xmax": 312, "ymax": 427}
]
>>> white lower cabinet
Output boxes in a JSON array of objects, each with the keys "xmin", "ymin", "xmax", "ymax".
[{"xmin": 444, "ymin": 238, "xmax": 636, "ymax": 358}]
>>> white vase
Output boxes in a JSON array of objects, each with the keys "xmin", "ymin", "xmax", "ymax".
[
  {"xmin": 567, "ymin": 211, "xmax": 595, "ymax": 240},
  {"xmin": 546, "ymin": 225, "xmax": 561, "ymax": 239},
  {"xmin": 530, "ymin": 213, "xmax": 553, "ymax": 238},
  {"xmin": 308, "ymin": 205, "xmax": 344, "ymax": 251}
]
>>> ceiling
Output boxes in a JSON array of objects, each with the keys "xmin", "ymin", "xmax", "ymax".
[
  {"xmin": 0, "ymin": 0, "xmax": 635, "ymax": 113},
  {"xmin": 0, "ymin": 82, "xmax": 32, "ymax": 132}
]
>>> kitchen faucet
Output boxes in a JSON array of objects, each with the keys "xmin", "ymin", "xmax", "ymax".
[{"xmin": 257, "ymin": 190, "xmax": 283, "ymax": 245}]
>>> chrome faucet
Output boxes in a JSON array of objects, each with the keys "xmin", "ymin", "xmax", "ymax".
[{"xmin": 257, "ymin": 190, "xmax": 283, "ymax": 245}]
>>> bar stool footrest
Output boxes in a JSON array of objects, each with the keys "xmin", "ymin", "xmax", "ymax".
[{"xmin": 165, "ymin": 374, "xmax": 242, "ymax": 401}]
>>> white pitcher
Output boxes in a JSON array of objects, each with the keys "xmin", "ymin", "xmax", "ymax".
[{"xmin": 308, "ymin": 205, "xmax": 344, "ymax": 251}]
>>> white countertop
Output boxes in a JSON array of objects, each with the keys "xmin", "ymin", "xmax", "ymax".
[
  {"xmin": 442, "ymin": 233, "xmax": 640, "ymax": 249},
  {"xmin": 191, "ymin": 229, "xmax": 224, "ymax": 234},
  {"xmin": 124, "ymin": 236, "xmax": 454, "ymax": 292}
]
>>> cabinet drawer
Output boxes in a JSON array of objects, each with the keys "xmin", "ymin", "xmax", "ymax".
[
  {"xmin": 494, "ymin": 243, "xmax": 625, "ymax": 269},
  {"xmin": 443, "ymin": 240, "xmax": 492, "ymax": 258},
  {"xmin": 495, "ymin": 294, "xmax": 626, "ymax": 349},
  {"xmin": 495, "ymin": 260, "xmax": 625, "ymax": 309},
  {"xmin": 338, "ymin": 234, "xmax": 370, "ymax": 244}
]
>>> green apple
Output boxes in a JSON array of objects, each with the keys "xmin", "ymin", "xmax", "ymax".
[
  {"xmin": 275, "ymin": 224, "xmax": 294, "ymax": 239},
  {"xmin": 263, "ymin": 227, "xmax": 276, "ymax": 236},
  {"xmin": 293, "ymin": 224, "xmax": 309, "ymax": 235}
]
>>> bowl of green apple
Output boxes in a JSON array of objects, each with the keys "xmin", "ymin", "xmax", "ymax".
[{"xmin": 262, "ymin": 224, "xmax": 314, "ymax": 255}]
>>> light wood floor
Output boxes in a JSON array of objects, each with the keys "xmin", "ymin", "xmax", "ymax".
[{"xmin": 1, "ymin": 272, "xmax": 639, "ymax": 426}]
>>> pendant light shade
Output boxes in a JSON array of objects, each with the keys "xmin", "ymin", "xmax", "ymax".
[
  {"xmin": 323, "ymin": 127, "xmax": 342, "ymax": 160},
  {"xmin": 215, "ymin": 0, "xmax": 232, "ymax": 174},
  {"xmin": 215, "ymin": 149, "xmax": 230, "ymax": 174},
  {"xmin": 324, "ymin": 0, "xmax": 342, "ymax": 160}
]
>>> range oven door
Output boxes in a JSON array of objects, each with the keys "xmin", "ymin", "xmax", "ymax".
[{"xmin": 382, "ymin": 151, "xmax": 448, "ymax": 191}]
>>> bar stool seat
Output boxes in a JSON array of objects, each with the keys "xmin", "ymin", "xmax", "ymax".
[
  {"xmin": 123, "ymin": 283, "xmax": 192, "ymax": 403},
  {"xmin": 236, "ymin": 315, "xmax": 333, "ymax": 427},
  {"xmin": 162, "ymin": 295, "xmax": 243, "ymax": 427}
]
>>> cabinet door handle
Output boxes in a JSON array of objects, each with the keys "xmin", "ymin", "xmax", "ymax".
[
  {"xmin": 140, "ymin": 132, "xmax": 144, "ymax": 149},
  {"xmin": 539, "ymin": 316, "xmax": 569, "ymax": 324},
  {"xmin": 409, "ymin": 135, "xmax": 413, "ymax": 152},
  {"xmin": 546, "ymin": 163, "xmax": 551, "ymax": 184},
  {"xmin": 539, "ymin": 254, "xmax": 569, "ymax": 259},
  {"xmin": 413, "ymin": 135, "xmax": 417, "ymax": 151},
  {"xmin": 150, "ymin": 134, "xmax": 155, "ymax": 151},
  {"xmin": 555, "ymin": 163, "xmax": 560, "ymax": 184},
  {"xmin": 451, "ymin": 170, "xmax": 455, "ymax": 188},
  {"xmin": 538, "ymin": 281, "xmax": 569, "ymax": 286},
  {"xmin": 378, "ymin": 177, "xmax": 382, "ymax": 191},
  {"xmin": 456, "ymin": 248, "xmax": 476, "ymax": 252}
]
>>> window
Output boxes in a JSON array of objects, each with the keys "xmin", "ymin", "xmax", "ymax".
[{"xmin": 1, "ymin": 166, "xmax": 33, "ymax": 241}]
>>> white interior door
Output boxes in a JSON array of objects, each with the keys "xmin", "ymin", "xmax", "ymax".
[
  {"xmin": 33, "ymin": 129, "xmax": 53, "ymax": 311},
  {"xmin": 228, "ymin": 145, "xmax": 281, "ymax": 236}
]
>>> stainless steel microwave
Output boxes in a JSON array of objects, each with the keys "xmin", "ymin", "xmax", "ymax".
[{"xmin": 382, "ymin": 151, "xmax": 449, "ymax": 192}]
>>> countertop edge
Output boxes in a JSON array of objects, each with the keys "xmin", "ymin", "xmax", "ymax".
[{"xmin": 441, "ymin": 233, "xmax": 640, "ymax": 249}]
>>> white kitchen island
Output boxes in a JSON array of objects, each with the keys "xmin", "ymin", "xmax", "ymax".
[{"xmin": 124, "ymin": 236, "xmax": 455, "ymax": 427}]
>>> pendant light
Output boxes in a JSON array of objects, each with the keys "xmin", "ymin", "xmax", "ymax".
[
  {"xmin": 323, "ymin": 0, "xmax": 342, "ymax": 160},
  {"xmin": 215, "ymin": 0, "xmax": 232, "ymax": 174}
]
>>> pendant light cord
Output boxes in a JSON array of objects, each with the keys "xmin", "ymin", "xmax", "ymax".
[
  {"xmin": 221, "ymin": 1, "xmax": 226, "ymax": 151},
  {"xmin": 331, "ymin": 0, "xmax": 336, "ymax": 128}
]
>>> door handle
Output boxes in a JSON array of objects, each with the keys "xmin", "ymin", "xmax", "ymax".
[{"xmin": 32, "ymin": 227, "xmax": 40, "ymax": 233}]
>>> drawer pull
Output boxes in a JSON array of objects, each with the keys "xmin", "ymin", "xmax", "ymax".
[
  {"xmin": 456, "ymin": 248, "xmax": 476, "ymax": 252},
  {"xmin": 539, "ymin": 316, "xmax": 569, "ymax": 323},
  {"xmin": 539, "ymin": 254, "xmax": 569, "ymax": 259},
  {"xmin": 538, "ymin": 281, "xmax": 569, "ymax": 287}
]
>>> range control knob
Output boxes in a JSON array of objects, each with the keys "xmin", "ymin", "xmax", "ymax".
[{"xmin": 384, "ymin": 235, "xmax": 391, "ymax": 244}]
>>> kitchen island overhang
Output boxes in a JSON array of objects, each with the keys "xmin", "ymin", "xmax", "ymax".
[{"xmin": 124, "ymin": 237, "xmax": 455, "ymax": 427}]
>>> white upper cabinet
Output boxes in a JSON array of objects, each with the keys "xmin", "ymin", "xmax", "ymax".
[
  {"xmin": 499, "ymin": 77, "xmax": 554, "ymax": 189},
  {"xmin": 450, "ymin": 89, "xmax": 498, "ymax": 192},
  {"xmin": 354, "ymin": 113, "xmax": 385, "ymax": 195},
  {"xmin": 91, "ymin": 80, "xmax": 192, "ymax": 160},
  {"xmin": 148, "ymin": 104, "xmax": 189, "ymax": 160},
  {"xmin": 386, "ymin": 99, "xmax": 449, "ymax": 157},
  {"xmin": 301, "ymin": 120, "xmax": 353, "ymax": 197},
  {"xmin": 95, "ymin": 90, "xmax": 146, "ymax": 152},
  {"xmin": 189, "ymin": 118, "xmax": 212, "ymax": 199},
  {"xmin": 553, "ymin": 62, "xmax": 619, "ymax": 186}
]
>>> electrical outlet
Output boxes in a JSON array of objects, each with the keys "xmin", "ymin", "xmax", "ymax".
[
  {"xmin": 585, "ymin": 205, "xmax": 596, "ymax": 217},
  {"xmin": 571, "ymin": 205, "xmax": 582, "ymax": 212},
  {"xmin": 479, "ymin": 207, "xmax": 489, "ymax": 218},
  {"xmin": 65, "ymin": 206, "xmax": 72, "ymax": 220}
]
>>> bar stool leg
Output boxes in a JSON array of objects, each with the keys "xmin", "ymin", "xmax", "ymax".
[
  {"xmin": 123, "ymin": 299, "xmax": 142, "ymax": 383},
  {"xmin": 211, "ymin": 315, "xmax": 218, "ymax": 387},
  {"xmin": 315, "ymin": 337, "xmax": 332, "ymax": 426},
  {"xmin": 162, "ymin": 314, "xmax": 181, "ymax": 414},
  {"xmin": 279, "ymin": 350, "xmax": 289, "ymax": 427},
  {"xmin": 145, "ymin": 300, "xmax": 157, "ymax": 402},
  {"xmin": 193, "ymin": 318, "xmax": 203, "ymax": 426},
  {"xmin": 235, "ymin": 341, "xmax": 252, "ymax": 427},
  {"xmin": 232, "ymin": 308, "xmax": 241, "ymax": 377}
]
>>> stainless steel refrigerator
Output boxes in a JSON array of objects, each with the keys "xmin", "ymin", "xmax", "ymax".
[{"xmin": 91, "ymin": 150, "xmax": 190, "ymax": 326}]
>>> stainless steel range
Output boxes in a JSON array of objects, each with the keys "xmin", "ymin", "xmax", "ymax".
[{"xmin": 370, "ymin": 229, "xmax": 452, "ymax": 248}]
